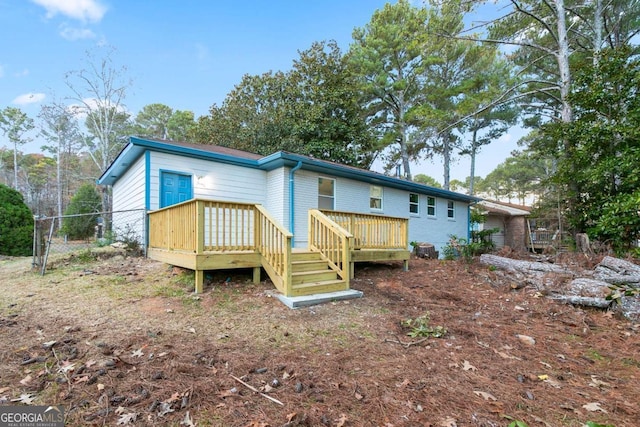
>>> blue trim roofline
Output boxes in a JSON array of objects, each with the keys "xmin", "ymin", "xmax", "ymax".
[{"xmin": 98, "ymin": 137, "xmax": 479, "ymax": 204}]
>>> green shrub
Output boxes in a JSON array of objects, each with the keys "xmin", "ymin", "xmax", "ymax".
[
  {"xmin": 0, "ymin": 184, "xmax": 33, "ymax": 256},
  {"xmin": 61, "ymin": 184, "xmax": 102, "ymax": 240}
]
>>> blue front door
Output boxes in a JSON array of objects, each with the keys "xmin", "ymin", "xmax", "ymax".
[{"xmin": 160, "ymin": 171, "xmax": 193, "ymax": 208}]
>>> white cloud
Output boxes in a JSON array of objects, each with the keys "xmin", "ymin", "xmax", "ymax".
[
  {"xmin": 31, "ymin": 0, "xmax": 107, "ymax": 23},
  {"xmin": 60, "ymin": 25, "xmax": 96, "ymax": 40},
  {"xmin": 13, "ymin": 93, "xmax": 46, "ymax": 105}
]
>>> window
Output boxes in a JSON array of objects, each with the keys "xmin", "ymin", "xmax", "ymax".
[
  {"xmin": 318, "ymin": 177, "xmax": 335, "ymax": 210},
  {"xmin": 370, "ymin": 185, "xmax": 383, "ymax": 209},
  {"xmin": 409, "ymin": 193, "xmax": 419, "ymax": 214},
  {"xmin": 427, "ymin": 196, "xmax": 436, "ymax": 216},
  {"xmin": 447, "ymin": 200, "xmax": 455, "ymax": 219}
]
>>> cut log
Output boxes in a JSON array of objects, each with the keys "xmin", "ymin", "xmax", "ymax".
[
  {"xmin": 479, "ymin": 254, "xmax": 572, "ymax": 275},
  {"xmin": 565, "ymin": 278, "xmax": 612, "ymax": 298},
  {"xmin": 549, "ymin": 295, "xmax": 611, "ymax": 308},
  {"xmin": 594, "ymin": 256, "xmax": 640, "ymax": 287}
]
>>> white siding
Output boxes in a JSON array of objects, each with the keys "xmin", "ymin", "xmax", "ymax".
[
  {"xmin": 113, "ymin": 154, "xmax": 146, "ymax": 212},
  {"xmin": 265, "ymin": 168, "xmax": 288, "ymax": 227},
  {"xmin": 291, "ymin": 169, "xmax": 319, "ymax": 247},
  {"xmin": 484, "ymin": 216, "xmax": 505, "ymax": 248},
  {"xmin": 148, "ymin": 152, "xmax": 267, "ymax": 210},
  {"xmin": 290, "ymin": 169, "xmax": 469, "ymax": 254},
  {"xmin": 111, "ymin": 154, "xmax": 146, "ymax": 244}
]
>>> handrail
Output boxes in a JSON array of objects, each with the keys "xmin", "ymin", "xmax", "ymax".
[
  {"xmin": 321, "ymin": 210, "xmax": 408, "ymax": 250},
  {"xmin": 255, "ymin": 204, "xmax": 293, "ymax": 295},
  {"xmin": 308, "ymin": 209, "xmax": 352, "ymax": 285}
]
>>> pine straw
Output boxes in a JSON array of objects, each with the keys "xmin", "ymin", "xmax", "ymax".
[{"xmin": 0, "ymin": 254, "xmax": 638, "ymax": 426}]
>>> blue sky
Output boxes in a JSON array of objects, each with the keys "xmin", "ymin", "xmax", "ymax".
[{"xmin": 0, "ymin": 0, "xmax": 520, "ymax": 183}]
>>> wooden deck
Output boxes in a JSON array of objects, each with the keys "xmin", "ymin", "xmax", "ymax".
[{"xmin": 147, "ymin": 199, "xmax": 410, "ymax": 297}]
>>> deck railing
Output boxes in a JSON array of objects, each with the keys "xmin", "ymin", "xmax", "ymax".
[
  {"xmin": 255, "ymin": 205, "xmax": 292, "ymax": 295},
  {"xmin": 148, "ymin": 199, "xmax": 199, "ymax": 252},
  {"xmin": 148, "ymin": 199, "xmax": 292, "ymax": 294},
  {"xmin": 322, "ymin": 210, "xmax": 409, "ymax": 250},
  {"xmin": 308, "ymin": 210, "xmax": 352, "ymax": 284}
]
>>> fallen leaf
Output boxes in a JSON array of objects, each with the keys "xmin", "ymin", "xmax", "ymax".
[
  {"xmin": 158, "ymin": 402, "xmax": 174, "ymax": 417},
  {"xmin": 462, "ymin": 360, "xmax": 477, "ymax": 372},
  {"xmin": 396, "ymin": 379, "xmax": 410, "ymax": 388},
  {"xmin": 582, "ymin": 402, "xmax": 608, "ymax": 413},
  {"xmin": 19, "ymin": 374, "xmax": 33, "ymax": 385},
  {"xmin": 336, "ymin": 414, "xmax": 348, "ymax": 427},
  {"xmin": 539, "ymin": 361, "xmax": 552, "ymax": 369},
  {"xmin": 473, "ymin": 390, "xmax": 497, "ymax": 401},
  {"xmin": 355, "ymin": 392, "xmax": 364, "ymax": 400},
  {"xmin": 131, "ymin": 348, "xmax": 144, "ymax": 358},
  {"xmin": 0, "ymin": 387, "xmax": 9, "ymax": 394},
  {"xmin": 117, "ymin": 412, "xmax": 137, "ymax": 425},
  {"xmin": 530, "ymin": 414, "xmax": 552, "ymax": 427},
  {"xmin": 588, "ymin": 376, "xmax": 610, "ymax": 388},
  {"xmin": 544, "ymin": 378, "xmax": 562, "ymax": 388},
  {"xmin": 187, "ymin": 327, "xmax": 196, "ymax": 334},
  {"xmin": 439, "ymin": 416, "xmax": 457, "ymax": 427},
  {"xmin": 12, "ymin": 393, "xmax": 36, "ymax": 404},
  {"xmin": 537, "ymin": 374, "xmax": 548, "ymax": 380},
  {"xmin": 58, "ymin": 362, "xmax": 75, "ymax": 374},
  {"xmin": 180, "ymin": 411, "xmax": 195, "ymax": 427},
  {"xmin": 516, "ymin": 334, "xmax": 536, "ymax": 346}
]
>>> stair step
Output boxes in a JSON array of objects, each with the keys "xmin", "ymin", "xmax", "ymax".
[
  {"xmin": 291, "ymin": 279, "xmax": 348, "ymax": 296},
  {"xmin": 292, "ymin": 260, "xmax": 329, "ymax": 272},
  {"xmin": 292, "ymin": 269, "xmax": 337, "ymax": 285},
  {"xmin": 290, "ymin": 251, "xmax": 323, "ymax": 262}
]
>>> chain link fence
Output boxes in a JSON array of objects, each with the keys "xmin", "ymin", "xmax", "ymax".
[{"xmin": 33, "ymin": 209, "xmax": 147, "ymax": 275}]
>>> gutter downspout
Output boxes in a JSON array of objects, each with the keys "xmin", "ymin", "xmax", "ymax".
[{"xmin": 289, "ymin": 161, "xmax": 303, "ymax": 247}]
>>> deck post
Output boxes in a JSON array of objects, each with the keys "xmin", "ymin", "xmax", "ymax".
[
  {"xmin": 195, "ymin": 270, "xmax": 204, "ymax": 293},
  {"xmin": 253, "ymin": 267, "xmax": 261, "ymax": 284},
  {"xmin": 195, "ymin": 200, "xmax": 206, "ymax": 293},
  {"xmin": 403, "ymin": 259, "xmax": 409, "ymax": 271}
]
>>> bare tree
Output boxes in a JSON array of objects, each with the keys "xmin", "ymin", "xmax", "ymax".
[{"xmin": 64, "ymin": 46, "xmax": 132, "ymax": 212}]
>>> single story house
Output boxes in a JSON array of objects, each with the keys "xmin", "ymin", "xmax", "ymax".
[{"xmin": 98, "ymin": 137, "xmax": 479, "ymax": 306}]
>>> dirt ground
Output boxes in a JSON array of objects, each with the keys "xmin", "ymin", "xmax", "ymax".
[{"xmin": 0, "ymin": 250, "xmax": 638, "ymax": 427}]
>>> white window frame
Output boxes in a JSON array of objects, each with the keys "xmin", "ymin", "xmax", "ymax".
[
  {"xmin": 427, "ymin": 196, "xmax": 436, "ymax": 217},
  {"xmin": 370, "ymin": 185, "xmax": 383, "ymax": 210},
  {"xmin": 318, "ymin": 177, "xmax": 335, "ymax": 210},
  {"xmin": 409, "ymin": 193, "xmax": 419, "ymax": 215},
  {"xmin": 447, "ymin": 200, "xmax": 455, "ymax": 219}
]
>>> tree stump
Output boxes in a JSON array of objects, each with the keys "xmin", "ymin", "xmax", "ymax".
[
  {"xmin": 415, "ymin": 243, "xmax": 438, "ymax": 259},
  {"xmin": 576, "ymin": 233, "xmax": 593, "ymax": 254}
]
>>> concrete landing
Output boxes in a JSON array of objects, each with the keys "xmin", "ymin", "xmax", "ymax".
[{"xmin": 276, "ymin": 289, "xmax": 364, "ymax": 309}]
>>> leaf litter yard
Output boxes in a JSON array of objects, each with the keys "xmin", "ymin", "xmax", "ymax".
[{"xmin": 0, "ymin": 251, "xmax": 639, "ymax": 427}]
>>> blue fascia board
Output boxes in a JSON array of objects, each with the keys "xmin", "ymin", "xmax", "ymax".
[
  {"xmin": 97, "ymin": 142, "xmax": 143, "ymax": 186},
  {"xmin": 260, "ymin": 152, "xmax": 480, "ymax": 203}
]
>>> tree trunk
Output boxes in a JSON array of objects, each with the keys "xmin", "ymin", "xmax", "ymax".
[
  {"xmin": 594, "ymin": 256, "xmax": 640, "ymax": 287},
  {"xmin": 479, "ymin": 254, "xmax": 572, "ymax": 275}
]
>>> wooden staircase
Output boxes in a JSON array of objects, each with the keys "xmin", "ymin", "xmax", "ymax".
[{"xmin": 290, "ymin": 251, "xmax": 348, "ymax": 297}]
